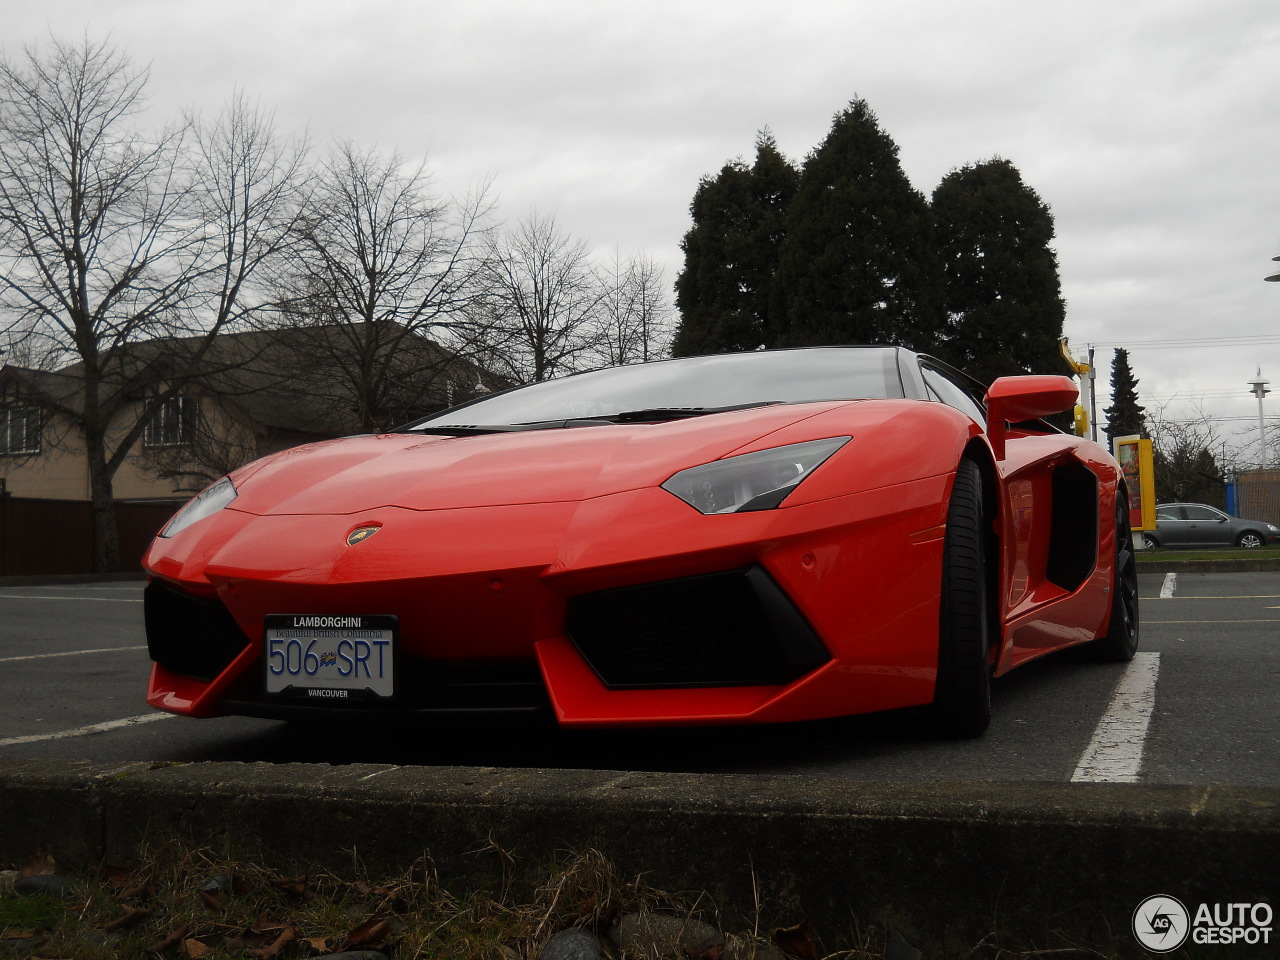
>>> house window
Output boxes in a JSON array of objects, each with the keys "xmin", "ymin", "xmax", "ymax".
[
  {"xmin": 144, "ymin": 396, "xmax": 195, "ymax": 448},
  {"xmin": 0, "ymin": 406, "xmax": 41, "ymax": 456}
]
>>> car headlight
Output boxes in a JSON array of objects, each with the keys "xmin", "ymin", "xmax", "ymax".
[
  {"xmin": 1268, "ymin": 524, "xmax": 1279, "ymax": 534},
  {"xmin": 662, "ymin": 437, "xmax": 850, "ymax": 515},
  {"xmin": 159, "ymin": 477, "xmax": 238, "ymax": 538}
]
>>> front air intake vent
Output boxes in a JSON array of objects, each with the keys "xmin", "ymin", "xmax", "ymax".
[
  {"xmin": 144, "ymin": 580, "xmax": 251, "ymax": 681},
  {"xmin": 566, "ymin": 566, "xmax": 830, "ymax": 689}
]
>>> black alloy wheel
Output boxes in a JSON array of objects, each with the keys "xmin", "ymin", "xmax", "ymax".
[
  {"xmin": 1089, "ymin": 496, "xmax": 1140, "ymax": 662},
  {"xmin": 930, "ymin": 458, "xmax": 993, "ymax": 738}
]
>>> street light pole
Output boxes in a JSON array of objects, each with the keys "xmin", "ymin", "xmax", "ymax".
[
  {"xmin": 1249, "ymin": 369, "xmax": 1270, "ymax": 468},
  {"xmin": 1261, "ymin": 257, "xmax": 1280, "ymax": 466}
]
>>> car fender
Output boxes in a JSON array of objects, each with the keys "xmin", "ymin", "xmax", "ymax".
[{"xmin": 992, "ymin": 435, "xmax": 1123, "ymax": 673}]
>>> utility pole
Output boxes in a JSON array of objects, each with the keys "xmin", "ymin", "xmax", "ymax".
[{"xmin": 1087, "ymin": 344, "xmax": 1097, "ymax": 441}]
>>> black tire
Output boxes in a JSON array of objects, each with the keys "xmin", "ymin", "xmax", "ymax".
[
  {"xmin": 1088, "ymin": 496, "xmax": 1140, "ymax": 662},
  {"xmin": 1237, "ymin": 531, "xmax": 1264, "ymax": 549},
  {"xmin": 1142, "ymin": 533, "xmax": 1159, "ymax": 549},
  {"xmin": 929, "ymin": 459, "xmax": 992, "ymax": 738}
]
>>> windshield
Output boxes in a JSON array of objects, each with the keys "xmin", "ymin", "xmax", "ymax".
[{"xmin": 408, "ymin": 347, "xmax": 904, "ymax": 429}]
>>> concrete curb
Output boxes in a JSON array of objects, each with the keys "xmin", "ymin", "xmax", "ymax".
[{"xmin": 1, "ymin": 759, "xmax": 1276, "ymax": 956}]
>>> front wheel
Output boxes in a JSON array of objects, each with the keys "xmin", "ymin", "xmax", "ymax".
[
  {"xmin": 1087, "ymin": 496, "xmax": 1140, "ymax": 662},
  {"xmin": 929, "ymin": 459, "xmax": 992, "ymax": 738},
  {"xmin": 1238, "ymin": 531, "xmax": 1264, "ymax": 549}
]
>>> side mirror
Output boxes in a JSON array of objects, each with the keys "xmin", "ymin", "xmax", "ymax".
[{"xmin": 985, "ymin": 375, "xmax": 1078, "ymax": 460}]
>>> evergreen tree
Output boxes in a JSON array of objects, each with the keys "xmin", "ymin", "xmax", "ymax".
[
  {"xmin": 931, "ymin": 158, "xmax": 1067, "ymax": 384},
  {"xmin": 1104, "ymin": 348, "xmax": 1147, "ymax": 441},
  {"xmin": 770, "ymin": 100, "xmax": 943, "ymax": 350},
  {"xmin": 672, "ymin": 133, "xmax": 798, "ymax": 356}
]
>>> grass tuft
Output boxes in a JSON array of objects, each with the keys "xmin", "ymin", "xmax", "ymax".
[{"xmin": 0, "ymin": 843, "xmax": 1138, "ymax": 959}]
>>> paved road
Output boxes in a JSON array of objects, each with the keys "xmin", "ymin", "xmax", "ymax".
[{"xmin": 0, "ymin": 572, "xmax": 1276, "ymax": 786}]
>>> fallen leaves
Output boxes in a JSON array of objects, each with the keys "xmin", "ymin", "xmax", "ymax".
[
  {"xmin": 4, "ymin": 845, "xmax": 827, "ymax": 960},
  {"xmin": 225, "ymin": 921, "xmax": 300, "ymax": 957},
  {"xmin": 147, "ymin": 922, "xmax": 193, "ymax": 953},
  {"xmin": 268, "ymin": 875, "xmax": 313, "ymax": 899},
  {"xmin": 346, "ymin": 914, "xmax": 393, "ymax": 947},
  {"xmin": 18, "ymin": 848, "xmax": 58, "ymax": 877},
  {"xmin": 772, "ymin": 921, "xmax": 819, "ymax": 960},
  {"xmin": 103, "ymin": 903, "xmax": 152, "ymax": 931},
  {"xmin": 197, "ymin": 873, "xmax": 254, "ymax": 912},
  {"xmin": 99, "ymin": 863, "xmax": 157, "ymax": 902}
]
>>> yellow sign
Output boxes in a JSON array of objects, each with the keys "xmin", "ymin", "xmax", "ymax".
[{"xmin": 1113, "ymin": 435, "xmax": 1156, "ymax": 531}]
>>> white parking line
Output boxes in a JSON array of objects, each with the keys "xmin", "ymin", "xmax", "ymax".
[
  {"xmin": 1159, "ymin": 573, "xmax": 1177, "ymax": 598},
  {"xmin": 1148, "ymin": 595, "xmax": 1280, "ymax": 600},
  {"xmin": 0, "ymin": 646, "xmax": 148, "ymax": 663},
  {"xmin": 1143, "ymin": 619, "xmax": 1280, "ymax": 624},
  {"xmin": 0, "ymin": 713, "xmax": 172, "ymax": 747},
  {"xmin": 1071, "ymin": 652, "xmax": 1161, "ymax": 783}
]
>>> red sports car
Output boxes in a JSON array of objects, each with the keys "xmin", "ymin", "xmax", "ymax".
[{"xmin": 144, "ymin": 347, "xmax": 1139, "ymax": 737}]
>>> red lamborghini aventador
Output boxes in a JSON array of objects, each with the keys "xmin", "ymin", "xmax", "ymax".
[{"xmin": 143, "ymin": 347, "xmax": 1139, "ymax": 737}]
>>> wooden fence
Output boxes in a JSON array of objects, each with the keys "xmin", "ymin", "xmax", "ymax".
[
  {"xmin": 1234, "ymin": 468, "xmax": 1280, "ymax": 526},
  {"xmin": 0, "ymin": 496, "xmax": 182, "ymax": 577}
]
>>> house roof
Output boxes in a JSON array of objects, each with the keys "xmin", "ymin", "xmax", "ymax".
[{"xmin": 1, "ymin": 322, "xmax": 505, "ymax": 437}]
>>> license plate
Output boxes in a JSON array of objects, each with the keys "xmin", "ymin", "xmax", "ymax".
[{"xmin": 263, "ymin": 615, "xmax": 396, "ymax": 700}]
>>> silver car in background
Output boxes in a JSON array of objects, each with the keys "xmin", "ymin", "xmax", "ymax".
[{"xmin": 1146, "ymin": 502, "xmax": 1280, "ymax": 549}]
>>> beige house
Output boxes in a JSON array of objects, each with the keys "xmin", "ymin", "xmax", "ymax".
[
  {"xmin": 0, "ymin": 388, "xmax": 193, "ymax": 500},
  {"xmin": 0, "ymin": 324, "xmax": 501, "ymax": 502}
]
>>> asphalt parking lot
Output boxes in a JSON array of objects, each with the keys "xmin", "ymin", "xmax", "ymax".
[{"xmin": 0, "ymin": 571, "xmax": 1276, "ymax": 786}]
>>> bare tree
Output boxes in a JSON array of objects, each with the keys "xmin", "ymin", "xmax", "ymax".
[
  {"xmin": 595, "ymin": 248, "xmax": 673, "ymax": 366},
  {"xmin": 136, "ymin": 95, "xmax": 312, "ymax": 484},
  {"xmin": 187, "ymin": 90, "xmax": 312, "ymax": 335},
  {"xmin": 276, "ymin": 141, "xmax": 494, "ymax": 430},
  {"xmin": 1145, "ymin": 402, "xmax": 1230, "ymax": 506},
  {"xmin": 0, "ymin": 37, "xmax": 307, "ymax": 570},
  {"xmin": 475, "ymin": 210, "xmax": 606, "ymax": 384}
]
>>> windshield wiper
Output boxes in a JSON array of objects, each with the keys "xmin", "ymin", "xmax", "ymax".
[
  {"xmin": 406, "ymin": 402, "xmax": 782, "ymax": 435},
  {"xmin": 579, "ymin": 401, "xmax": 783, "ymax": 424},
  {"xmin": 407, "ymin": 419, "xmax": 611, "ymax": 435},
  {"xmin": 407, "ymin": 423, "xmax": 538, "ymax": 436}
]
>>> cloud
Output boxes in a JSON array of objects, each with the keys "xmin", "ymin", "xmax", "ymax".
[{"xmin": 4, "ymin": 0, "xmax": 1279, "ymax": 451}]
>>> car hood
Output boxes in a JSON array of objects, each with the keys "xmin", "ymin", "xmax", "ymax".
[{"xmin": 226, "ymin": 402, "xmax": 856, "ymax": 516}]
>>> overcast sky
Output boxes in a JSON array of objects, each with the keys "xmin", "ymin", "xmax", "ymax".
[{"xmin": 5, "ymin": 0, "xmax": 1279, "ymax": 461}]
